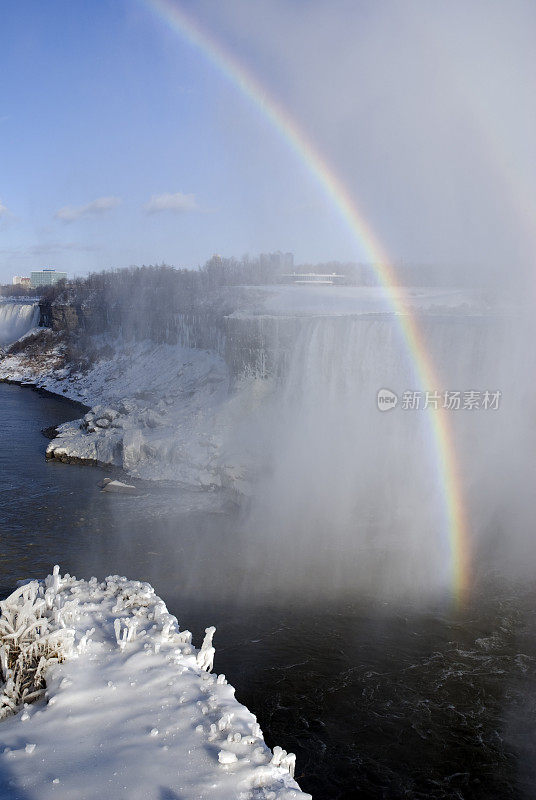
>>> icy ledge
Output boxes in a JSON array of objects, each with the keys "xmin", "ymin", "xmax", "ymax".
[{"xmin": 0, "ymin": 568, "xmax": 310, "ymax": 800}]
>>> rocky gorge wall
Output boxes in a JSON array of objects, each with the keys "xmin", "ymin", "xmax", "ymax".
[
  {"xmin": 38, "ymin": 290, "xmax": 301, "ymax": 382},
  {"xmin": 38, "ymin": 287, "xmax": 507, "ymax": 387}
]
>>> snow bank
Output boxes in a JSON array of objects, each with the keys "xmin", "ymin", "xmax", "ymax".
[
  {"xmin": 0, "ymin": 568, "xmax": 310, "ymax": 800},
  {"xmin": 0, "ymin": 336, "xmax": 236, "ymax": 488}
]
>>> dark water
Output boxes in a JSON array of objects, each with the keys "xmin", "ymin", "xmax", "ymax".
[{"xmin": 1, "ymin": 382, "xmax": 536, "ymax": 799}]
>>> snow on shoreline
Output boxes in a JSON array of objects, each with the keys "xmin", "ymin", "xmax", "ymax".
[
  {"xmin": 0, "ymin": 330, "xmax": 249, "ymax": 490},
  {"xmin": 0, "ymin": 568, "xmax": 310, "ymax": 800}
]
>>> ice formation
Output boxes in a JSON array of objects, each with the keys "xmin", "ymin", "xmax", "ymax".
[
  {"xmin": 0, "ymin": 567, "xmax": 309, "ymax": 799},
  {"xmin": 0, "ymin": 576, "xmax": 74, "ymax": 719}
]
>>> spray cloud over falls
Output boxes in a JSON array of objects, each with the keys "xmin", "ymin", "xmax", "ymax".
[
  {"xmin": 0, "ymin": 303, "xmax": 39, "ymax": 347},
  {"xmin": 218, "ymin": 297, "xmax": 531, "ymax": 604}
]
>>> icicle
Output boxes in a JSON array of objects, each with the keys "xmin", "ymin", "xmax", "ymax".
[
  {"xmin": 271, "ymin": 746, "xmax": 284, "ymax": 767},
  {"xmin": 281, "ymin": 752, "xmax": 296, "ymax": 778},
  {"xmin": 250, "ymin": 722, "xmax": 262, "ymax": 739},
  {"xmin": 217, "ymin": 712, "xmax": 234, "ymax": 732},
  {"xmin": 113, "ymin": 618, "xmax": 122, "ymax": 648},
  {"xmin": 0, "ymin": 645, "xmax": 8, "ymax": 678},
  {"xmin": 126, "ymin": 618, "xmax": 138, "ymax": 642},
  {"xmin": 77, "ymin": 628, "xmax": 95, "ymax": 654},
  {"xmin": 51, "ymin": 565, "xmax": 61, "ymax": 593},
  {"xmin": 208, "ymin": 723, "xmax": 218, "ymax": 741},
  {"xmin": 196, "ymin": 626, "xmax": 216, "ymax": 672},
  {"xmin": 269, "ymin": 746, "xmax": 296, "ymax": 777}
]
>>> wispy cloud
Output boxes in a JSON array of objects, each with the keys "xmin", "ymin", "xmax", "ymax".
[
  {"xmin": 0, "ymin": 199, "xmax": 10, "ymax": 218},
  {"xmin": 0, "ymin": 242, "xmax": 100, "ymax": 258},
  {"xmin": 144, "ymin": 192, "xmax": 198, "ymax": 214},
  {"xmin": 27, "ymin": 242, "xmax": 100, "ymax": 255},
  {"xmin": 55, "ymin": 196, "xmax": 121, "ymax": 223}
]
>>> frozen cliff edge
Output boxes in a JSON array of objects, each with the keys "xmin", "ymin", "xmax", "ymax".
[
  {"xmin": 0, "ymin": 332, "xmax": 250, "ymax": 491},
  {"xmin": 0, "ymin": 567, "xmax": 310, "ymax": 800}
]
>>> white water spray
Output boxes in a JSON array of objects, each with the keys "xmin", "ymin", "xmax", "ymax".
[
  {"xmin": 0, "ymin": 303, "xmax": 40, "ymax": 347},
  {"xmin": 229, "ymin": 306, "xmax": 535, "ymax": 602}
]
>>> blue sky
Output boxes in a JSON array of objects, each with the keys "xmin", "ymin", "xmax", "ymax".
[
  {"xmin": 0, "ymin": 0, "xmax": 348, "ymax": 281},
  {"xmin": 1, "ymin": 1, "xmax": 535, "ymax": 283}
]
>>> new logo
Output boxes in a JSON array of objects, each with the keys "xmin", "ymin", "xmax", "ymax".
[{"xmin": 377, "ymin": 388, "xmax": 398, "ymax": 411}]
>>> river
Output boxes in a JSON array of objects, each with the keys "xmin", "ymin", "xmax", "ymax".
[{"xmin": 1, "ymin": 382, "xmax": 535, "ymax": 799}]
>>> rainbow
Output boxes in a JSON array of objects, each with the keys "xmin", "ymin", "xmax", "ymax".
[{"xmin": 141, "ymin": 0, "xmax": 470, "ymax": 603}]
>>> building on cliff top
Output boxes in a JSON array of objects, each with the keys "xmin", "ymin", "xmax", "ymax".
[
  {"xmin": 280, "ymin": 272, "xmax": 346, "ymax": 285},
  {"xmin": 30, "ymin": 268, "xmax": 68, "ymax": 288}
]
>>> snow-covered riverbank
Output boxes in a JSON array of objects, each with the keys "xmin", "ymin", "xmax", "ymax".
[
  {"xmin": 0, "ymin": 568, "xmax": 309, "ymax": 799},
  {"xmin": 0, "ymin": 328, "xmax": 250, "ymax": 490}
]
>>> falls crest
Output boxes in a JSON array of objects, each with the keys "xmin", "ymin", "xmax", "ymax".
[{"xmin": 0, "ymin": 303, "xmax": 40, "ymax": 346}]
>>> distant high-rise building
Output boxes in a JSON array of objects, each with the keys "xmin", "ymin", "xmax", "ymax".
[{"xmin": 30, "ymin": 268, "xmax": 68, "ymax": 288}]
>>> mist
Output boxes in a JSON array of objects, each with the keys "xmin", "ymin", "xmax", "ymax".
[
  {"xmin": 3, "ymin": 3, "xmax": 536, "ymax": 795},
  {"xmin": 125, "ymin": 0, "xmax": 535, "ymax": 605},
  {"xmin": 23, "ymin": 0, "xmax": 530, "ymax": 612},
  {"xmin": 71, "ymin": 271, "xmax": 536, "ymax": 607},
  {"xmin": 176, "ymin": 0, "xmax": 536, "ymax": 282},
  {"xmin": 6, "ymin": 0, "xmax": 534, "ymax": 712}
]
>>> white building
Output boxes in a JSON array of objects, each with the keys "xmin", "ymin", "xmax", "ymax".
[
  {"xmin": 12, "ymin": 276, "xmax": 31, "ymax": 287},
  {"xmin": 30, "ymin": 269, "xmax": 68, "ymax": 288},
  {"xmin": 281, "ymin": 272, "xmax": 346, "ymax": 285}
]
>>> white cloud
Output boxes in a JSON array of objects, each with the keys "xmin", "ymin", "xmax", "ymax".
[
  {"xmin": 55, "ymin": 196, "xmax": 121, "ymax": 222},
  {"xmin": 0, "ymin": 200, "xmax": 9, "ymax": 217},
  {"xmin": 144, "ymin": 192, "xmax": 198, "ymax": 214}
]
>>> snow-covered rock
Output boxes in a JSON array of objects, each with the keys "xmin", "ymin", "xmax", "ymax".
[
  {"xmin": 101, "ymin": 478, "xmax": 138, "ymax": 494},
  {"xmin": 0, "ymin": 336, "xmax": 234, "ymax": 488},
  {"xmin": 118, "ymin": 397, "xmax": 139, "ymax": 415},
  {"xmin": 0, "ymin": 568, "xmax": 310, "ymax": 800}
]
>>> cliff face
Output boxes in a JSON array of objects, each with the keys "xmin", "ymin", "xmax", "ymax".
[
  {"xmin": 38, "ymin": 288, "xmax": 278, "ymax": 379},
  {"xmin": 37, "ymin": 295, "xmax": 344, "ymax": 385},
  {"xmin": 39, "ymin": 285, "xmax": 499, "ymax": 385},
  {"xmin": 39, "ymin": 300, "xmax": 107, "ymax": 333}
]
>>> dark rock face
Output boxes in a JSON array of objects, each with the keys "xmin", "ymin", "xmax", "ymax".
[
  {"xmin": 39, "ymin": 301, "xmax": 76, "ymax": 331},
  {"xmin": 41, "ymin": 425, "xmax": 59, "ymax": 440},
  {"xmin": 38, "ymin": 301, "xmax": 106, "ymax": 334}
]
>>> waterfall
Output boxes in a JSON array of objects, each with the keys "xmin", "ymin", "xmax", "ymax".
[
  {"xmin": 227, "ymin": 310, "xmax": 534, "ymax": 602},
  {"xmin": 0, "ymin": 302, "xmax": 40, "ymax": 346}
]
